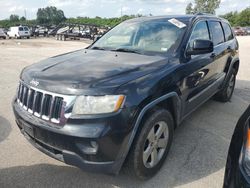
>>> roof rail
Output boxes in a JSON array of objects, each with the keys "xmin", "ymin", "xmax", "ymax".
[{"xmin": 195, "ymin": 12, "xmax": 214, "ymax": 16}]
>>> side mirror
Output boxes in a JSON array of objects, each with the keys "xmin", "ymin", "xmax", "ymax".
[{"xmin": 187, "ymin": 39, "xmax": 214, "ymax": 55}]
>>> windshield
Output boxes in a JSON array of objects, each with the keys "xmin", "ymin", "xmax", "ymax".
[
  {"xmin": 91, "ymin": 20, "xmax": 187, "ymax": 55},
  {"xmin": 24, "ymin": 27, "xmax": 29, "ymax": 31}
]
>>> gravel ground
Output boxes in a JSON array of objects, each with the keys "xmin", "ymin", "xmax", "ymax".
[{"xmin": 0, "ymin": 37, "xmax": 249, "ymax": 188}]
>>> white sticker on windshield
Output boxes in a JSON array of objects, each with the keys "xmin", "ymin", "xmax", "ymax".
[{"xmin": 168, "ymin": 18, "xmax": 186, "ymax": 29}]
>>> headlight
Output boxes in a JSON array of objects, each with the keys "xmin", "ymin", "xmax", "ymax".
[{"xmin": 72, "ymin": 95, "xmax": 125, "ymax": 115}]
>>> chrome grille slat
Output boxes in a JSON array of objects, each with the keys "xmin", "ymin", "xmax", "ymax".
[
  {"xmin": 27, "ymin": 89, "xmax": 32, "ymax": 109},
  {"xmin": 22, "ymin": 86, "xmax": 27, "ymax": 108},
  {"xmin": 49, "ymin": 96, "xmax": 55, "ymax": 120},
  {"xmin": 40, "ymin": 94, "xmax": 46, "ymax": 116},
  {"xmin": 16, "ymin": 82, "xmax": 75, "ymax": 125},
  {"xmin": 32, "ymin": 91, "xmax": 38, "ymax": 113}
]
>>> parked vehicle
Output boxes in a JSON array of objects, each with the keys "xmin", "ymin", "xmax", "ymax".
[
  {"xmin": 55, "ymin": 23, "xmax": 99, "ymax": 41},
  {"xmin": 34, "ymin": 26, "xmax": 48, "ymax": 37},
  {"xmin": 223, "ymin": 105, "xmax": 250, "ymax": 188},
  {"xmin": 233, "ymin": 27, "xmax": 247, "ymax": 36},
  {"xmin": 245, "ymin": 27, "xmax": 250, "ymax": 35},
  {"xmin": 13, "ymin": 14, "xmax": 239, "ymax": 179},
  {"xmin": 7, "ymin": 26, "xmax": 31, "ymax": 39},
  {"xmin": 0, "ymin": 28, "xmax": 7, "ymax": 39}
]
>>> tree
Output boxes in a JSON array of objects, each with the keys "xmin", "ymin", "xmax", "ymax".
[
  {"xmin": 236, "ymin": 8, "xmax": 250, "ymax": 26},
  {"xmin": 185, "ymin": 0, "xmax": 221, "ymax": 14},
  {"xmin": 20, "ymin": 16, "xmax": 26, "ymax": 22},
  {"xmin": 37, "ymin": 6, "xmax": 66, "ymax": 25},
  {"xmin": 186, "ymin": 3, "xmax": 194, "ymax": 14},
  {"xmin": 220, "ymin": 11, "xmax": 238, "ymax": 26},
  {"xmin": 9, "ymin": 14, "xmax": 19, "ymax": 22}
]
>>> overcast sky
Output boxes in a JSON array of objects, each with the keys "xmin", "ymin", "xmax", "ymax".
[{"xmin": 0, "ymin": 0, "xmax": 249, "ymax": 20}]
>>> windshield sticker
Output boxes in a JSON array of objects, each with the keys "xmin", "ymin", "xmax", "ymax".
[{"xmin": 168, "ymin": 18, "xmax": 186, "ymax": 29}]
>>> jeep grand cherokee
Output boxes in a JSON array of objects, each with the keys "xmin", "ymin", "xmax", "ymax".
[{"xmin": 13, "ymin": 14, "xmax": 239, "ymax": 179}]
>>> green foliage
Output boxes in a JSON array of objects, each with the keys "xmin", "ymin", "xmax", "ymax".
[
  {"xmin": 67, "ymin": 15, "xmax": 137, "ymax": 27},
  {"xmin": 9, "ymin": 14, "xmax": 19, "ymax": 22},
  {"xmin": 186, "ymin": 0, "xmax": 221, "ymax": 14},
  {"xmin": 37, "ymin": 6, "xmax": 66, "ymax": 25},
  {"xmin": 186, "ymin": 3, "xmax": 194, "ymax": 14},
  {"xmin": 0, "ymin": 19, "xmax": 36, "ymax": 28},
  {"xmin": 220, "ymin": 11, "xmax": 238, "ymax": 26},
  {"xmin": 220, "ymin": 7, "xmax": 250, "ymax": 26},
  {"xmin": 236, "ymin": 8, "xmax": 250, "ymax": 26},
  {"xmin": 20, "ymin": 16, "xmax": 26, "ymax": 22}
]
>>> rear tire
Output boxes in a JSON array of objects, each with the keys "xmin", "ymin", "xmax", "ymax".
[
  {"xmin": 214, "ymin": 69, "xmax": 236, "ymax": 102},
  {"xmin": 125, "ymin": 107, "xmax": 174, "ymax": 180}
]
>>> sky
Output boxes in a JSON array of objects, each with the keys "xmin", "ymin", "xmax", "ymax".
[{"xmin": 0, "ymin": 0, "xmax": 249, "ymax": 20}]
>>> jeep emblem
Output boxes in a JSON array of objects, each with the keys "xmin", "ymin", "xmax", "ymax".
[{"xmin": 30, "ymin": 79, "xmax": 39, "ymax": 87}]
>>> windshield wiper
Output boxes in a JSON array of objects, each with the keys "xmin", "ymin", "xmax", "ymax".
[
  {"xmin": 111, "ymin": 48, "xmax": 141, "ymax": 54},
  {"xmin": 91, "ymin": 46, "xmax": 105, "ymax": 50}
]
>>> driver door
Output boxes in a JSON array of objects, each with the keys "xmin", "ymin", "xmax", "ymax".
[{"xmin": 182, "ymin": 20, "xmax": 218, "ymax": 116}]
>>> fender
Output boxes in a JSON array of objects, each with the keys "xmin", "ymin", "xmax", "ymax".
[
  {"xmin": 222, "ymin": 57, "xmax": 240, "ymax": 89},
  {"xmin": 114, "ymin": 92, "xmax": 181, "ymax": 174}
]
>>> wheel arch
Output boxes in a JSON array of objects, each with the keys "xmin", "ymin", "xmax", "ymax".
[
  {"xmin": 222, "ymin": 58, "xmax": 240, "ymax": 89},
  {"xmin": 116, "ymin": 92, "xmax": 182, "ymax": 174}
]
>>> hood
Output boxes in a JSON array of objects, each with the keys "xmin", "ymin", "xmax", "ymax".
[{"xmin": 21, "ymin": 49, "xmax": 168, "ymax": 95}]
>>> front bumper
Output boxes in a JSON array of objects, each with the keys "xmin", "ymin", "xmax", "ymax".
[{"xmin": 13, "ymin": 99, "xmax": 134, "ymax": 174}]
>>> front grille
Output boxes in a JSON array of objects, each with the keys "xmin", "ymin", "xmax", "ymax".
[{"xmin": 17, "ymin": 82, "xmax": 74, "ymax": 125}]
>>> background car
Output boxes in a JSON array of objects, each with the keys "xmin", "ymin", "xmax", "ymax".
[
  {"xmin": 34, "ymin": 26, "xmax": 48, "ymax": 37},
  {"xmin": 7, "ymin": 26, "xmax": 31, "ymax": 39},
  {"xmin": 233, "ymin": 27, "xmax": 247, "ymax": 36},
  {"xmin": 223, "ymin": 105, "xmax": 250, "ymax": 188},
  {"xmin": 0, "ymin": 28, "xmax": 7, "ymax": 39},
  {"xmin": 244, "ymin": 27, "xmax": 250, "ymax": 35}
]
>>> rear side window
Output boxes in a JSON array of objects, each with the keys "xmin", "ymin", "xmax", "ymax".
[
  {"xmin": 189, "ymin": 21, "xmax": 210, "ymax": 47},
  {"xmin": 18, "ymin": 27, "xmax": 24, "ymax": 31},
  {"xmin": 208, "ymin": 21, "xmax": 225, "ymax": 45},
  {"xmin": 222, "ymin": 22, "xmax": 234, "ymax": 41}
]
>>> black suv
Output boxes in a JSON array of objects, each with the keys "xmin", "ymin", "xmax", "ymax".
[{"xmin": 13, "ymin": 14, "xmax": 239, "ymax": 179}]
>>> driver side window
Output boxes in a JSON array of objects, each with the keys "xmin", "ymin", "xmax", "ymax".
[{"xmin": 189, "ymin": 21, "xmax": 210, "ymax": 48}]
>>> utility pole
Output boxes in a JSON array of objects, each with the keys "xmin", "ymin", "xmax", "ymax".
[{"xmin": 24, "ymin": 9, "xmax": 27, "ymax": 19}]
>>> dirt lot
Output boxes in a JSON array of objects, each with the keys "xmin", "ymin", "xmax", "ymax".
[{"xmin": 0, "ymin": 37, "xmax": 249, "ymax": 188}]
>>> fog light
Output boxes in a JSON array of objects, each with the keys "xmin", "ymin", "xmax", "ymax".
[{"xmin": 76, "ymin": 141, "xmax": 98, "ymax": 155}]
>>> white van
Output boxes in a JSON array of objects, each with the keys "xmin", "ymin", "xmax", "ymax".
[{"xmin": 7, "ymin": 26, "xmax": 31, "ymax": 39}]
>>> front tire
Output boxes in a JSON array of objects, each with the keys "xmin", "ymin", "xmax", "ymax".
[
  {"xmin": 215, "ymin": 69, "xmax": 236, "ymax": 102},
  {"xmin": 125, "ymin": 108, "xmax": 174, "ymax": 180}
]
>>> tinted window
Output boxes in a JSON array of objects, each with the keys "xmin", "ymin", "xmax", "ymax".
[
  {"xmin": 18, "ymin": 27, "xmax": 24, "ymax": 31},
  {"xmin": 222, "ymin": 22, "xmax": 234, "ymax": 41},
  {"xmin": 208, "ymin": 21, "xmax": 225, "ymax": 45},
  {"xmin": 189, "ymin": 21, "xmax": 210, "ymax": 48}
]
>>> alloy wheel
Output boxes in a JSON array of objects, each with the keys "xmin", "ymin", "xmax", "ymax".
[{"xmin": 143, "ymin": 121, "xmax": 169, "ymax": 168}]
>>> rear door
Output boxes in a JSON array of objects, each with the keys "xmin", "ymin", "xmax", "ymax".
[
  {"xmin": 219, "ymin": 22, "xmax": 236, "ymax": 73},
  {"xmin": 207, "ymin": 21, "xmax": 228, "ymax": 79}
]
